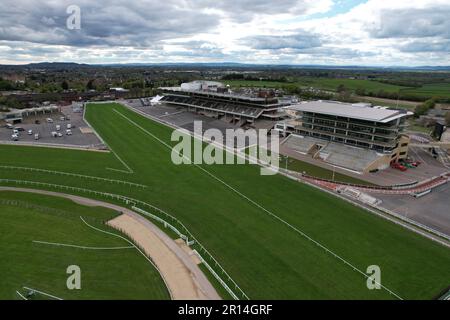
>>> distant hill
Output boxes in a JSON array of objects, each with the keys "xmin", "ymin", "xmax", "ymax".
[{"xmin": 1, "ymin": 61, "xmax": 450, "ymax": 71}]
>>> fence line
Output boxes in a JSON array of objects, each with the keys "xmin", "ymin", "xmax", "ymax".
[
  {"xmin": 133, "ymin": 206, "xmax": 242, "ymax": 300},
  {"xmin": 131, "ymin": 206, "xmax": 249, "ymax": 300},
  {"xmin": 0, "ymin": 178, "xmax": 248, "ymax": 300},
  {"xmin": 0, "ymin": 165, "xmax": 146, "ymax": 188}
]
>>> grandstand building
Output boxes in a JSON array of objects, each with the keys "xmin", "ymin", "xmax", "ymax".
[
  {"xmin": 158, "ymin": 81, "xmax": 289, "ymax": 129},
  {"xmin": 277, "ymin": 101, "xmax": 414, "ymax": 174}
]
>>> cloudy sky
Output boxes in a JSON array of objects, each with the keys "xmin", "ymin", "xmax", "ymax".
[{"xmin": 1, "ymin": 0, "xmax": 449, "ymax": 65}]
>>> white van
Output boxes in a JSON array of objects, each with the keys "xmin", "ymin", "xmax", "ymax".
[
  {"xmin": 56, "ymin": 125, "xmax": 61, "ymax": 131},
  {"xmin": 34, "ymin": 133, "xmax": 40, "ymax": 140},
  {"xmin": 51, "ymin": 131, "xmax": 58, "ymax": 137},
  {"xmin": 67, "ymin": 123, "xmax": 72, "ymax": 129}
]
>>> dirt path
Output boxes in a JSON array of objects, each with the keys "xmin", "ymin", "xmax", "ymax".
[{"xmin": 0, "ymin": 187, "xmax": 221, "ymax": 300}]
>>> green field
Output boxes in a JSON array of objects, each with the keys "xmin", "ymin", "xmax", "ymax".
[
  {"xmin": 224, "ymin": 78, "xmax": 406, "ymax": 93},
  {"xmin": 0, "ymin": 191, "xmax": 169, "ymax": 300},
  {"xmin": 224, "ymin": 79, "xmax": 450, "ymax": 100},
  {"xmin": 400, "ymin": 83, "xmax": 450, "ymax": 99},
  {"xmin": 1, "ymin": 102, "xmax": 450, "ymax": 299}
]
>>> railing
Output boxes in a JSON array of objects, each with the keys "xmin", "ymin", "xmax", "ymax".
[
  {"xmin": 0, "ymin": 165, "xmax": 146, "ymax": 188},
  {"xmin": 133, "ymin": 206, "xmax": 241, "ymax": 300},
  {"xmin": 0, "ymin": 178, "xmax": 249, "ymax": 300}
]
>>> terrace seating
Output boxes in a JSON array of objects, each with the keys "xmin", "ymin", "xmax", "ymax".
[
  {"xmin": 320, "ymin": 142, "xmax": 382, "ymax": 172},
  {"xmin": 162, "ymin": 94, "xmax": 263, "ymax": 119},
  {"xmin": 283, "ymin": 135, "xmax": 327, "ymax": 155}
]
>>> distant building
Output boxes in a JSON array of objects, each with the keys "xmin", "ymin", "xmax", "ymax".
[{"xmin": 276, "ymin": 101, "xmax": 414, "ymax": 173}]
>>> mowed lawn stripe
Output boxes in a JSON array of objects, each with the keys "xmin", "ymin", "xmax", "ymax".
[
  {"xmin": 0, "ymin": 191, "xmax": 170, "ymax": 300},
  {"xmin": 0, "ymin": 102, "xmax": 448, "ymax": 299},
  {"xmin": 85, "ymin": 103, "xmax": 450, "ymax": 299},
  {"xmin": 88, "ymin": 104, "xmax": 390, "ymax": 299}
]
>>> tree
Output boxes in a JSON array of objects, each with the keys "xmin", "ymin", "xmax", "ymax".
[
  {"xmin": 414, "ymin": 99, "xmax": 436, "ymax": 118},
  {"xmin": 61, "ymin": 80, "xmax": 69, "ymax": 91},
  {"xmin": 337, "ymin": 84, "xmax": 347, "ymax": 93},
  {"xmin": 86, "ymin": 79, "xmax": 96, "ymax": 91},
  {"xmin": 355, "ymin": 87, "xmax": 366, "ymax": 96}
]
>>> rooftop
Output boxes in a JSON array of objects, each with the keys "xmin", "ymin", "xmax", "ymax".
[{"xmin": 289, "ymin": 101, "xmax": 413, "ymax": 123}]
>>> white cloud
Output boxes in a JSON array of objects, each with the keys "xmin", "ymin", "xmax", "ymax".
[{"xmin": 0, "ymin": 0, "xmax": 449, "ymax": 65}]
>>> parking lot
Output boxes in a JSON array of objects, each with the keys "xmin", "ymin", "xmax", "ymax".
[{"xmin": 0, "ymin": 105, "xmax": 104, "ymax": 149}]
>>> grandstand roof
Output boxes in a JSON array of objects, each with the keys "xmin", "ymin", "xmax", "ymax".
[
  {"xmin": 160, "ymin": 86, "xmax": 281, "ymax": 105},
  {"xmin": 290, "ymin": 101, "xmax": 413, "ymax": 123}
]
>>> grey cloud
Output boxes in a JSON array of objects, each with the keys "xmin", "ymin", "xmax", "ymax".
[
  {"xmin": 193, "ymin": 0, "xmax": 322, "ymax": 22},
  {"xmin": 243, "ymin": 32, "xmax": 322, "ymax": 50},
  {"xmin": 369, "ymin": 6, "xmax": 450, "ymax": 39},
  {"xmin": 399, "ymin": 40, "xmax": 450, "ymax": 53},
  {"xmin": 0, "ymin": 0, "xmax": 220, "ymax": 47}
]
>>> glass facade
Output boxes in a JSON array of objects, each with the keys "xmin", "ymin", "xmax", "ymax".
[{"xmin": 296, "ymin": 111, "xmax": 404, "ymax": 152}]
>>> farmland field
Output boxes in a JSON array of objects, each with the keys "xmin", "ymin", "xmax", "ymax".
[
  {"xmin": 400, "ymin": 83, "xmax": 450, "ymax": 99},
  {"xmin": 224, "ymin": 78, "xmax": 450, "ymax": 100},
  {"xmin": 0, "ymin": 191, "xmax": 169, "ymax": 300},
  {"xmin": 224, "ymin": 78, "xmax": 407, "ymax": 93},
  {"xmin": 0, "ymin": 102, "xmax": 450, "ymax": 299}
]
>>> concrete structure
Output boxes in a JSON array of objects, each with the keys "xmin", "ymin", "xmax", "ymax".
[
  {"xmin": 159, "ymin": 81, "xmax": 289, "ymax": 128},
  {"xmin": 277, "ymin": 101, "xmax": 414, "ymax": 173},
  {"xmin": 1, "ymin": 106, "xmax": 59, "ymax": 124}
]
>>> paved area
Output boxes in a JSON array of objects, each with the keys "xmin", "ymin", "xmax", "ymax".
[
  {"xmin": 0, "ymin": 187, "xmax": 220, "ymax": 300},
  {"xmin": 0, "ymin": 105, "xmax": 104, "ymax": 149},
  {"xmin": 125, "ymin": 100, "xmax": 259, "ymax": 149},
  {"xmin": 375, "ymin": 183, "xmax": 450, "ymax": 237},
  {"xmin": 281, "ymin": 142, "xmax": 448, "ymax": 187}
]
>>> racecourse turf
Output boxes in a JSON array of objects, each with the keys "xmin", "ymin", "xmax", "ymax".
[
  {"xmin": 0, "ymin": 102, "xmax": 449, "ymax": 300},
  {"xmin": 0, "ymin": 191, "xmax": 170, "ymax": 300}
]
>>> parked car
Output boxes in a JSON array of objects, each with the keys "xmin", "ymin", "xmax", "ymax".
[
  {"xmin": 27, "ymin": 129, "xmax": 33, "ymax": 135},
  {"xmin": 46, "ymin": 118, "xmax": 54, "ymax": 123},
  {"xmin": 404, "ymin": 159, "xmax": 421, "ymax": 167},
  {"xmin": 11, "ymin": 134, "xmax": 19, "ymax": 141},
  {"xmin": 391, "ymin": 162, "xmax": 407, "ymax": 172},
  {"xmin": 66, "ymin": 129, "xmax": 72, "ymax": 136},
  {"xmin": 15, "ymin": 127, "xmax": 25, "ymax": 132},
  {"xmin": 35, "ymin": 120, "xmax": 40, "ymax": 124},
  {"xmin": 6, "ymin": 123, "xmax": 13, "ymax": 129},
  {"xmin": 34, "ymin": 133, "xmax": 40, "ymax": 140}
]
